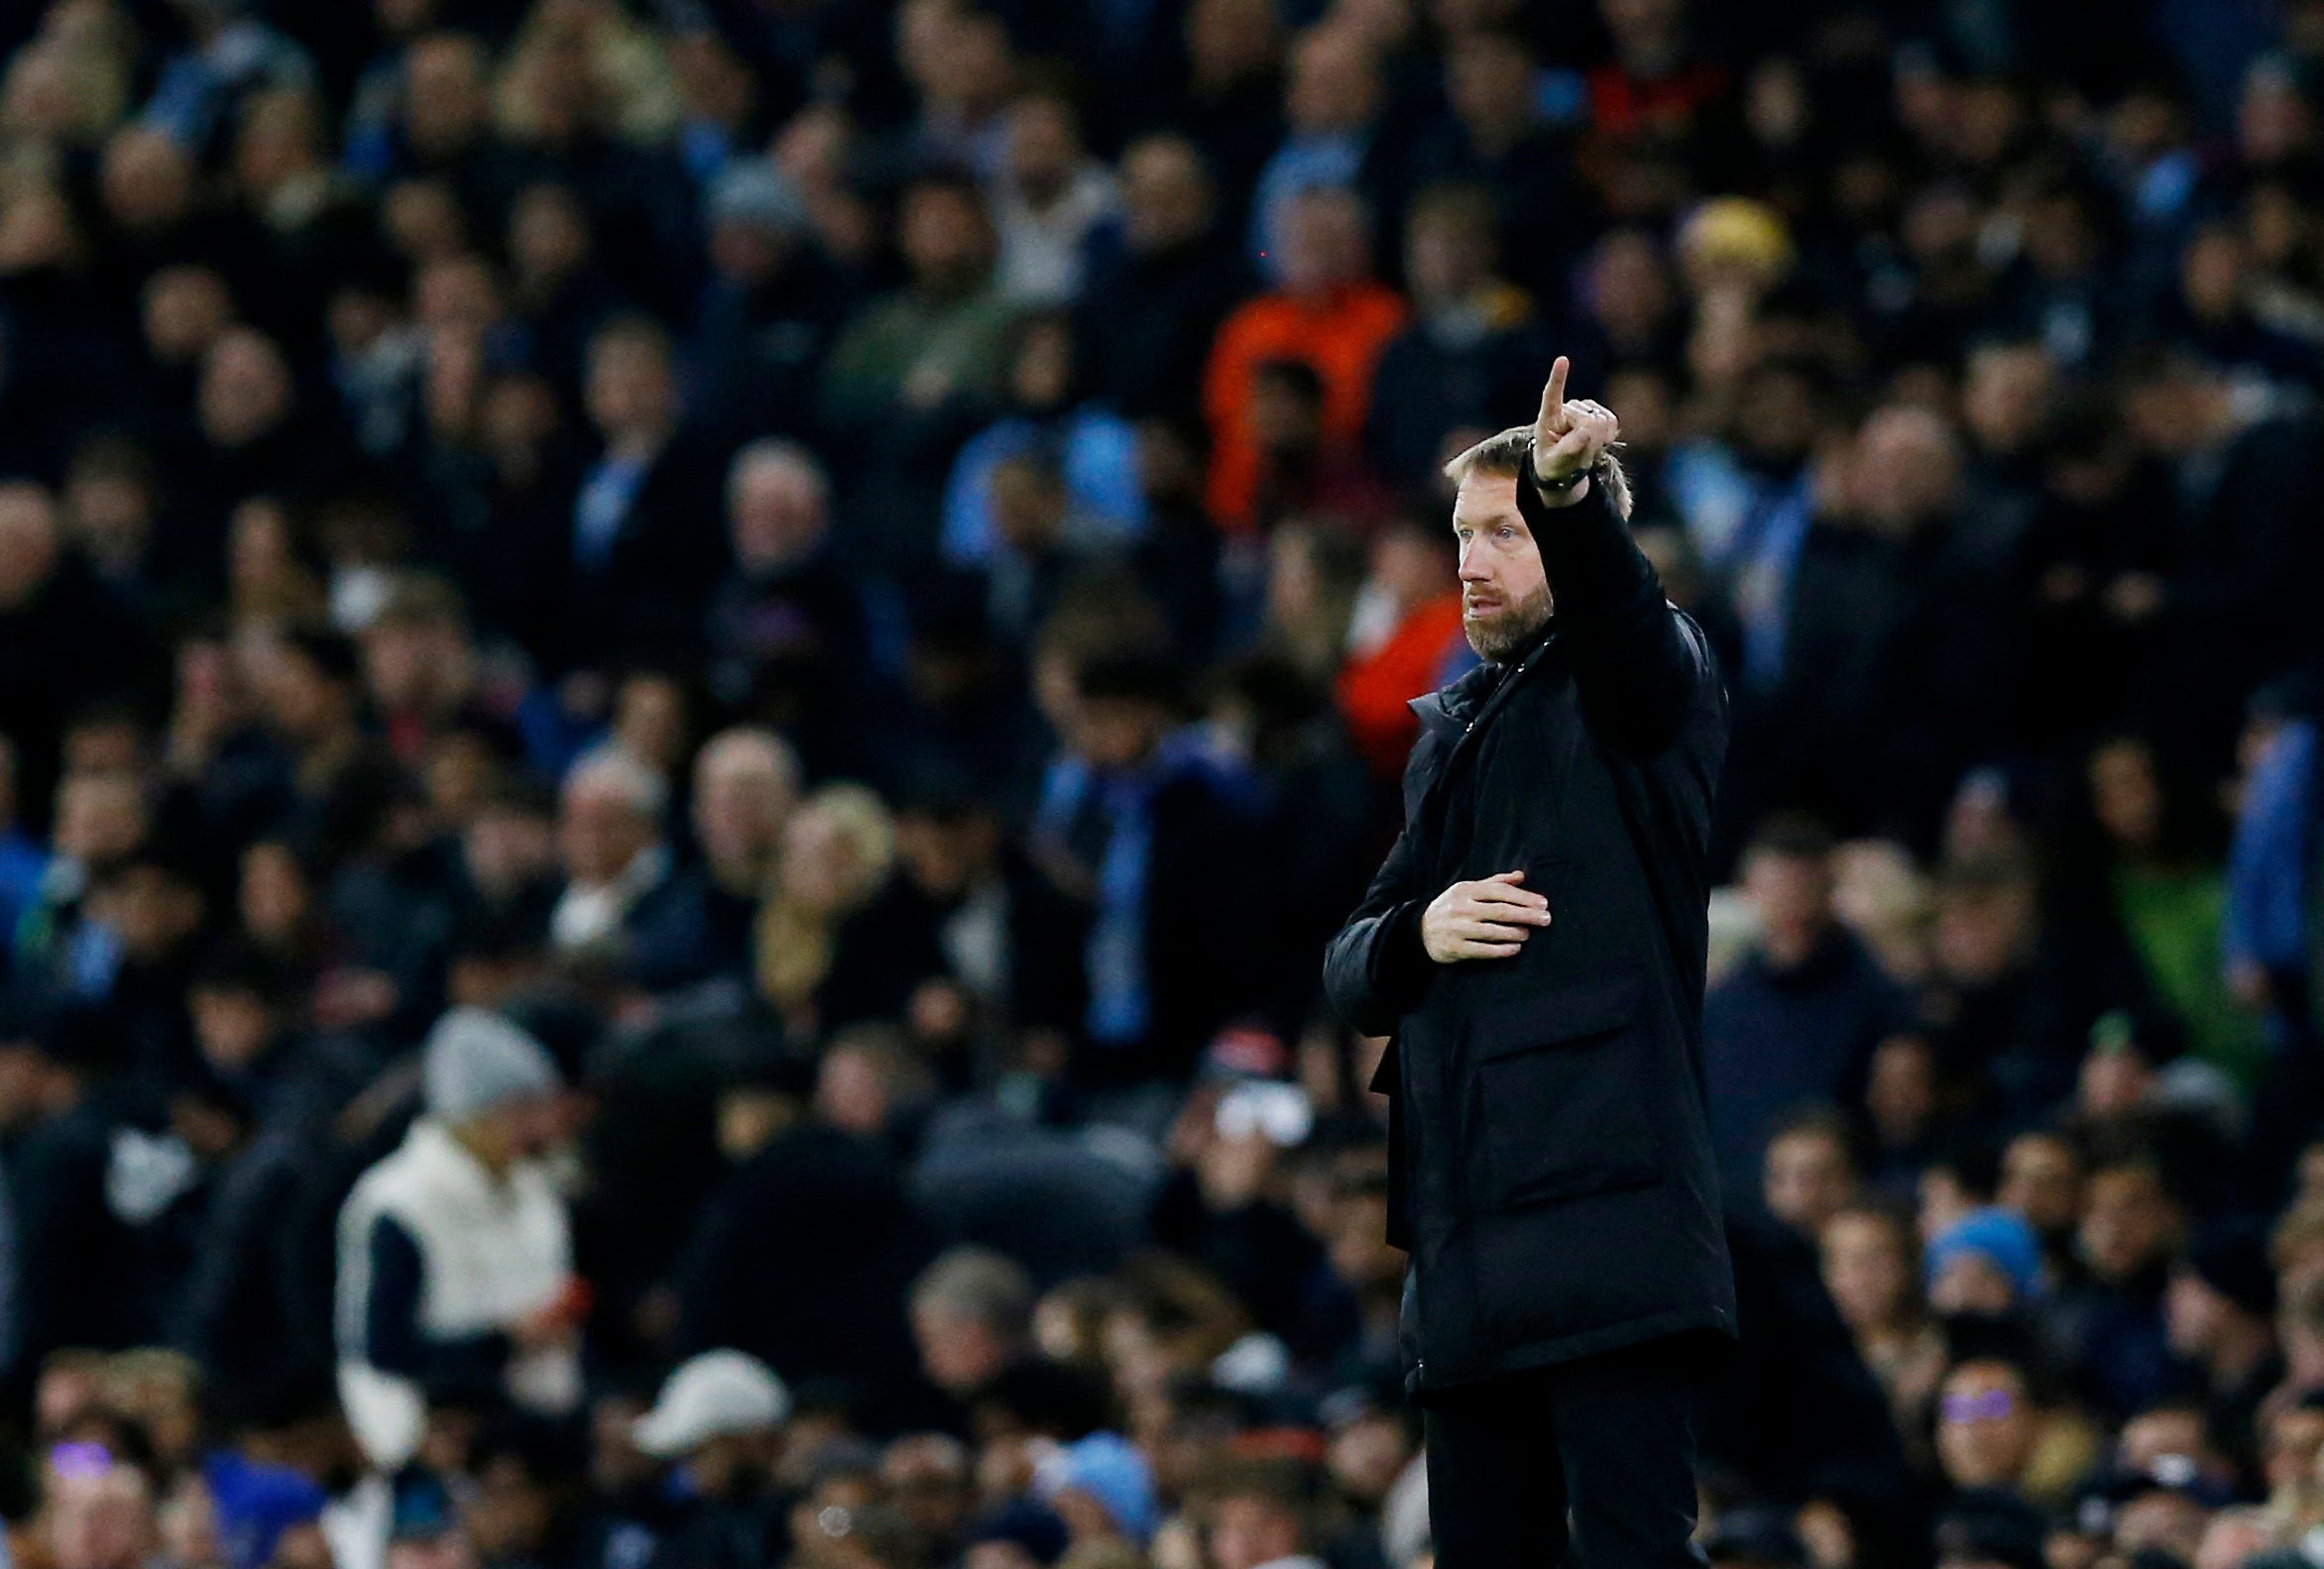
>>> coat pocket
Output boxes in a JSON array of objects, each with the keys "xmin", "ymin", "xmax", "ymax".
[{"xmin": 1471, "ymin": 973, "xmax": 1661, "ymax": 1209}]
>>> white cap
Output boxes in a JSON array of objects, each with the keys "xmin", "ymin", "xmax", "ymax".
[{"xmin": 633, "ymin": 1351, "xmax": 791, "ymax": 1458}]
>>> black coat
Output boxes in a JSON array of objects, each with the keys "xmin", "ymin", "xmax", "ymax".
[
  {"xmin": 1703, "ymin": 932, "xmax": 1901, "ymax": 1191},
  {"xmin": 541, "ymin": 430, "xmax": 730, "ymax": 673},
  {"xmin": 1075, "ymin": 228, "xmax": 1251, "ymax": 421},
  {"xmin": 673, "ymin": 1123, "xmax": 937, "ymax": 1419},
  {"xmin": 1322, "ymin": 473, "xmax": 1735, "ymax": 1396}
]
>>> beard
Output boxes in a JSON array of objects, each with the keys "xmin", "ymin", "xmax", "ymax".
[{"xmin": 1463, "ymin": 581, "xmax": 1555, "ymax": 664}]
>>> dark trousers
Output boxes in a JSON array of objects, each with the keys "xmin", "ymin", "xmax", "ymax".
[{"xmin": 1425, "ymin": 1334, "xmax": 1714, "ymax": 1569}]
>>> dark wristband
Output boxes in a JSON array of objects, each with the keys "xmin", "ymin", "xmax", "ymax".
[{"xmin": 1523, "ymin": 436, "xmax": 1591, "ymax": 494}]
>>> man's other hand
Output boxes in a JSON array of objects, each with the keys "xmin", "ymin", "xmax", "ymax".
[{"xmin": 1422, "ymin": 870, "xmax": 1552, "ymax": 962}]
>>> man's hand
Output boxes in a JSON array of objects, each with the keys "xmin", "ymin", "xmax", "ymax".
[
  {"xmin": 1531, "ymin": 356, "xmax": 1621, "ymax": 505},
  {"xmin": 1422, "ymin": 870, "xmax": 1552, "ymax": 962}
]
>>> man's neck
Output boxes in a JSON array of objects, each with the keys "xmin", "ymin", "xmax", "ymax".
[{"xmin": 1759, "ymin": 924, "xmax": 1831, "ymax": 972}]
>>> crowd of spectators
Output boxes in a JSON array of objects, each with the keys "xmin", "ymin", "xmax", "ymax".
[{"xmin": 0, "ymin": 0, "xmax": 2317, "ymax": 1567}]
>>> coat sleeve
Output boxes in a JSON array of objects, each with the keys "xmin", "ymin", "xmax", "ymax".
[
  {"xmin": 1516, "ymin": 465, "xmax": 1714, "ymax": 756},
  {"xmin": 1322, "ymin": 824, "xmax": 1436, "ymax": 1036},
  {"xmin": 359, "ymin": 1215, "xmax": 515, "ymax": 1397}
]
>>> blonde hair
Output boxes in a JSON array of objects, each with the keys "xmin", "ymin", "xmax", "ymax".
[
  {"xmin": 494, "ymin": 0, "xmax": 680, "ymax": 146},
  {"xmin": 755, "ymin": 783, "xmax": 895, "ymax": 1012},
  {"xmin": 1443, "ymin": 423, "xmax": 1633, "ymax": 520}
]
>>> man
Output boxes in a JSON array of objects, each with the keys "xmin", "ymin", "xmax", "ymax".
[
  {"xmin": 1247, "ymin": 26, "xmax": 1397, "ymax": 273},
  {"xmin": 254, "ymin": 627, "xmax": 370, "ymax": 818},
  {"xmin": 2165, "ymin": 1223, "xmax": 2282, "ymax": 1461},
  {"xmin": 0, "ymin": 484, "xmax": 161, "ymax": 840},
  {"xmin": 1239, "ymin": 360, "xmax": 1393, "ymax": 535},
  {"xmin": 1323, "ymin": 359, "xmax": 1729, "ymax": 1566},
  {"xmin": 633, "ymin": 1350, "xmax": 792, "ymax": 1569},
  {"xmin": 39, "ymin": 1438, "xmax": 162, "ymax": 1569},
  {"xmin": 548, "ymin": 751, "xmax": 687, "ymax": 977},
  {"xmin": 991, "ymin": 91, "xmax": 1116, "ymax": 305},
  {"xmin": 1335, "ymin": 516, "xmax": 1465, "ymax": 780},
  {"xmin": 1406, "ymin": 27, "xmax": 1579, "ymax": 294},
  {"xmin": 505, "ymin": 182, "xmax": 627, "ymax": 401},
  {"xmin": 358, "ymin": 573, "xmax": 518, "ymax": 769},
  {"xmin": 1958, "ymin": 339, "xmax": 2057, "ymax": 548},
  {"xmin": 2053, "ymin": 1155, "xmax": 2185, "ymax": 1419},
  {"xmin": 175, "ymin": 328, "xmax": 350, "ymax": 579},
  {"xmin": 177, "ymin": 946, "xmax": 375, "ymax": 1414},
  {"xmin": 1202, "ymin": 186, "xmax": 1406, "ymax": 530},
  {"xmin": 1203, "ymin": 1461, "xmax": 1325, "ymax": 1569},
  {"xmin": 348, "ymin": 30, "xmax": 516, "ymax": 227},
  {"xmin": 1853, "ymin": 405, "xmax": 2030, "ymax": 836},
  {"xmin": 335, "ymin": 1006, "xmax": 582, "ymax": 1472},
  {"xmin": 705, "ymin": 442, "xmax": 872, "ymax": 776},
  {"xmin": 1934, "ymin": 1356, "xmax": 2042, "ymax": 1501},
  {"xmin": 60, "ymin": 438, "xmax": 163, "ymax": 618},
  {"xmin": 1364, "ymin": 183, "xmax": 1549, "ymax": 492},
  {"xmin": 633, "ymin": 728, "xmax": 801, "ymax": 994},
  {"xmin": 689, "ymin": 158, "xmax": 851, "ymax": 453},
  {"xmin": 909, "ymin": 1246, "xmax": 1035, "ymax": 1401},
  {"xmin": 1759, "ymin": 1110, "xmax": 1861, "ymax": 1241},
  {"xmin": 0, "ymin": 996, "xmax": 133, "ymax": 1376},
  {"xmin": 19, "ymin": 769, "xmax": 152, "ymax": 997},
  {"xmin": 2116, "ymin": 345, "xmax": 2323, "ymax": 776},
  {"xmin": 821, "ymin": 168, "xmax": 1020, "ymax": 554},
  {"xmin": 1032, "ymin": 649, "xmax": 1261, "ymax": 1087},
  {"xmin": 1703, "ymin": 814, "xmax": 1900, "ymax": 1190},
  {"xmin": 552, "ymin": 316, "xmax": 726, "ymax": 672},
  {"xmin": 1996, "ymin": 1130, "xmax": 2084, "ymax": 1277},
  {"xmin": 1076, "ymin": 135, "xmax": 1248, "ymax": 422},
  {"xmin": 670, "ymin": 1054, "xmax": 933, "ymax": 1429}
]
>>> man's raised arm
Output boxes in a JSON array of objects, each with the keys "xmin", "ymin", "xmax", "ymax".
[{"xmin": 1518, "ymin": 359, "xmax": 1715, "ymax": 755}]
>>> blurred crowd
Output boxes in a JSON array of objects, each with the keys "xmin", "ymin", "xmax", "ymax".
[{"xmin": 0, "ymin": 0, "xmax": 2317, "ymax": 1568}]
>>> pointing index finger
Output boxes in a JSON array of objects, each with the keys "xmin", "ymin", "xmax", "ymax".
[{"xmin": 1545, "ymin": 356, "xmax": 1569, "ymax": 411}]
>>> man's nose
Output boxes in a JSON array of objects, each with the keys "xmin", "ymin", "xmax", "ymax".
[{"xmin": 1457, "ymin": 550, "xmax": 1491, "ymax": 583}]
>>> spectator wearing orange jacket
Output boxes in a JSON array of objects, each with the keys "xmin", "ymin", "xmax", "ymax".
[
  {"xmin": 1203, "ymin": 187, "xmax": 1405, "ymax": 531},
  {"xmin": 1336, "ymin": 518, "xmax": 1465, "ymax": 777}
]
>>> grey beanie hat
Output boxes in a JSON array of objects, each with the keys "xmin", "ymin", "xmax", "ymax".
[
  {"xmin": 706, "ymin": 159, "xmax": 808, "ymax": 236},
  {"xmin": 423, "ymin": 1007, "xmax": 562, "ymax": 1121}
]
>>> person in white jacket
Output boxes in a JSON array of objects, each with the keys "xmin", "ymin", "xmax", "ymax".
[{"xmin": 335, "ymin": 1007, "xmax": 582, "ymax": 1474}]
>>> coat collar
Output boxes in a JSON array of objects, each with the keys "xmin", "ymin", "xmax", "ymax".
[{"xmin": 1408, "ymin": 622, "xmax": 1559, "ymax": 740}]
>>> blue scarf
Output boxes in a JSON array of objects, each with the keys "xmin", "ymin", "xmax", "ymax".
[{"xmin": 1035, "ymin": 757, "xmax": 1159, "ymax": 1048}]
